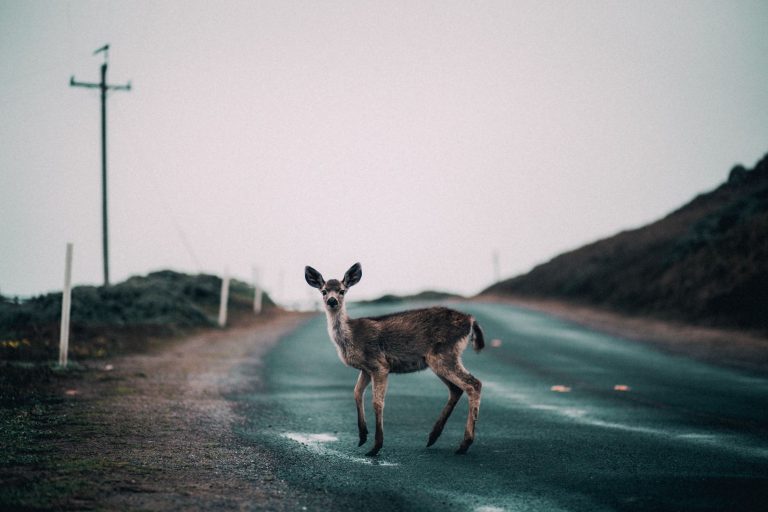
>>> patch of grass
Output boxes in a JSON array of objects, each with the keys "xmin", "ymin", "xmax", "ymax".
[
  {"xmin": 0, "ymin": 363, "xmax": 103, "ymax": 509},
  {"xmin": 0, "ymin": 476, "xmax": 91, "ymax": 511},
  {"xmin": 113, "ymin": 386, "xmax": 135, "ymax": 396}
]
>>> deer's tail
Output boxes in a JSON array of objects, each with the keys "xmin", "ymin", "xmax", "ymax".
[{"xmin": 471, "ymin": 319, "xmax": 485, "ymax": 353}]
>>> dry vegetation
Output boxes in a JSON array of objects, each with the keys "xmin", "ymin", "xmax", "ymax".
[{"xmin": 0, "ymin": 270, "xmax": 274, "ymax": 361}]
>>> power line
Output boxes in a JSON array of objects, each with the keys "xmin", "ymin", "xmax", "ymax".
[{"xmin": 69, "ymin": 44, "xmax": 131, "ymax": 287}]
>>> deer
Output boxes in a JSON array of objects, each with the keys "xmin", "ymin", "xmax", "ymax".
[{"xmin": 304, "ymin": 262, "xmax": 484, "ymax": 456}]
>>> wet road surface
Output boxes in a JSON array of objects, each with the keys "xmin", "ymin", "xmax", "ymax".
[{"xmin": 235, "ymin": 302, "xmax": 768, "ymax": 511}]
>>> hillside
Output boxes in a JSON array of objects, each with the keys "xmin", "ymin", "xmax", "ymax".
[
  {"xmin": 483, "ymin": 153, "xmax": 768, "ymax": 333},
  {"xmin": 355, "ymin": 290, "xmax": 464, "ymax": 306},
  {"xmin": 0, "ymin": 270, "xmax": 275, "ymax": 360}
]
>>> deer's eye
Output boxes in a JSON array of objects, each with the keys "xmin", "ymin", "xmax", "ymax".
[
  {"xmin": 321, "ymin": 290, "xmax": 327, "ymax": 296},
  {"xmin": 339, "ymin": 290, "xmax": 346, "ymax": 296}
]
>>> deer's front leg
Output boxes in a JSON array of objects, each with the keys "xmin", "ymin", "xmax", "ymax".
[
  {"xmin": 354, "ymin": 370, "xmax": 371, "ymax": 446},
  {"xmin": 366, "ymin": 371, "xmax": 389, "ymax": 457}
]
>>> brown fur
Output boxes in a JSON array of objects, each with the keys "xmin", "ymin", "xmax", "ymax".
[{"xmin": 305, "ymin": 263, "xmax": 484, "ymax": 455}]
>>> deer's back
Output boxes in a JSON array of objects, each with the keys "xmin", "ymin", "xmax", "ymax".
[{"xmin": 350, "ymin": 307, "xmax": 473, "ymax": 374}]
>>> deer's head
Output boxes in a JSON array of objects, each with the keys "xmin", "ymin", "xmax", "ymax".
[{"xmin": 305, "ymin": 263, "xmax": 362, "ymax": 312}]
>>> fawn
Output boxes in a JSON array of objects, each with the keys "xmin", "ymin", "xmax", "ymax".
[{"xmin": 304, "ymin": 262, "xmax": 484, "ymax": 456}]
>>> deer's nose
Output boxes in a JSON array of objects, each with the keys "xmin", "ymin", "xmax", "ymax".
[{"xmin": 327, "ymin": 297, "xmax": 339, "ymax": 308}]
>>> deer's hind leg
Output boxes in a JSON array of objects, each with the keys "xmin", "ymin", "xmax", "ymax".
[
  {"xmin": 428, "ymin": 354, "xmax": 482, "ymax": 454},
  {"xmin": 426, "ymin": 376, "xmax": 463, "ymax": 447},
  {"xmin": 354, "ymin": 370, "xmax": 371, "ymax": 446},
  {"xmin": 451, "ymin": 365, "xmax": 482, "ymax": 454}
]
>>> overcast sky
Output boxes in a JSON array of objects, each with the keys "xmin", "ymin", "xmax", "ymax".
[{"xmin": 1, "ymin": 0, "xmax": 767, "ymax": 306}]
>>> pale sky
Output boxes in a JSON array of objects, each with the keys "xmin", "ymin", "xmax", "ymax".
[{"xmin": 1, "ymin": 0, "xmax": 767, "ymax": 306}]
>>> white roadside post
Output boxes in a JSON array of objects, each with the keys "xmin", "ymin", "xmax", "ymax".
[
  {"xmin": 218, "ymin": 270, "xmax": 230, "ymax": 328},
  {"xmin": 59, "ymin": 243, "xmax": 73, "ymax": 367},
  {"xmin": 252, "ymin": 267, "xmax": 263, "ymax": 315}
]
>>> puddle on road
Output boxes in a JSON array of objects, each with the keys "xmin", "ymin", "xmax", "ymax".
[
  {"xmin": 283, "ymin": 432, "xmax": 338, "ymax": 444},
  {"xmin": 280, "ymin": 432, "xmax": 399, "ymax": 467}
]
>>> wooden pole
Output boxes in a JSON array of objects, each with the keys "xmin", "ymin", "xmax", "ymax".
[
  {"xmin": 99, "ymin": 62, "xmax": 110, "ymax": 286},
  {"xmin": 253, "ymin": 267, "xmax": 263, "ymax": 314},
  {"xmin": 70, "ymin": 44, "xmax": 130, "ymax": 286},
  {"xmin": 59, "ymin": 243, "xmax": 73, "ymax": 367},
  {"xmin": 218, "ymin": 270, "xmax": 230, "ymax": 327}
]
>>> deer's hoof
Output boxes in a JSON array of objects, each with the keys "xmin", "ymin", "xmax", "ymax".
[
  {"xmin": 358, "ymin": 435, "xmax": 367, "ymax": 447},
  {"xmin": 365, "ymin": 445, "xmax": 382, "ymax": 457},
  {"xmin": 455, "ymin": 440, "xmax": 473, "ymax": 455},
  {"xmin": 426, "ymin": 431, "xmax": 440, "ymax": 447}
]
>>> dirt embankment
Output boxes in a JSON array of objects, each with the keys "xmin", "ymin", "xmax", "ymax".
[
  {"xmin": 1, "ymin": 311, "xmax": 310, "ymax": 511},
  {"xmin": 477, "ymin": 294, "xmax": 768, "ymax": 376}
]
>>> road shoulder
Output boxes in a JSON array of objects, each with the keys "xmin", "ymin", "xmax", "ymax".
[{"xmin": 1, "ymin": 310, "xmax": 311, "ymax": 510}]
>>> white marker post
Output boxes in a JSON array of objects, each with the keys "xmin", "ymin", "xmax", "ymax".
[
  {"xmin": 218, "ymin": 270, "xmax": 230, "ymax": 328},
  {"xmin": 59, "ymin": 243, "xmax": 73, "ymax": 367},
  {"xmin": 252, "ymin": 267, "xmax": 263, "ymax": 315}
]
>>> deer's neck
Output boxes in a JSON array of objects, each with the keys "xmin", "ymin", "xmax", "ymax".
[{"xmin": 326, "ymin": 307, "xmax": 354, "ymax": 363}]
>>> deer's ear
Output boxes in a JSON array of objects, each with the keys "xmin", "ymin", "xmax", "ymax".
[
  {"xmin": 305, "ymin": 266, "xmax": 325, "ymax": 289},
  {"xmin": 343, "ymin": 262, "xmax": 362, "ymax": 287}
]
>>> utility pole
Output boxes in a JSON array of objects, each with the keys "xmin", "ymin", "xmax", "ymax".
[{"xmin": 70, "ymin": 44, "xmax": 131, "ymax": 286}]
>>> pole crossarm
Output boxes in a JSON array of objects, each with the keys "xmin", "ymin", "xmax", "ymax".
[
  {"xmin": 69, "ymin": 77, "xmax": 100, "ymax": 88},
  {"xmin": 108, "ymin": 82, "xmax": 132, "ymax": 91},
  {"xmin": 70, "ymin": 77, "xmax": 131, "ymax": 91},
  {"xmin": 69, "ymin": 76, "xmax": 131, "ymax": 91}
]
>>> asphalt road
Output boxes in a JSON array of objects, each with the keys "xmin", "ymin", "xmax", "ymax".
[{"xmin": 235, "ymin": 302, "xmax": 768, "ymax": 511}]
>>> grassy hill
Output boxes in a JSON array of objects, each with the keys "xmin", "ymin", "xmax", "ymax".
[
  {"xmin": 482, "ymin": 153, "xmax": 768, "ymax": 333},
  {"xmin": 0, "ymin": 270, "xmax": 275, "ymax": 361},
  {"xmin": 355, "ymin": 290, "xmax": 464, "ymax": 306}
]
